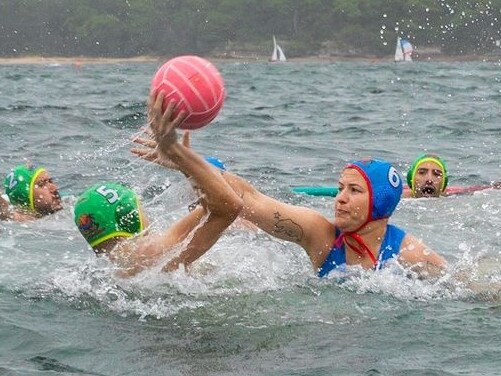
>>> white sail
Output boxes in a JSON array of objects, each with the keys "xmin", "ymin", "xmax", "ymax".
[
  {"xmin": 395, "ymin": 37, "xmax": 413, "ymax": 62},
  {"xmin": 270, "ymin": 35, "xmax": 287, "ymax": 62},
  {"xmin": 394, "ymin": 37, "xmax": 404, "ymax": 62},
  {"xmin": 276, "ymin": 45, "xmax": 287, "ymax": 62},
  {"xmin": 271, "ymin": 35, "xmax": 278, "ymax": 61}
]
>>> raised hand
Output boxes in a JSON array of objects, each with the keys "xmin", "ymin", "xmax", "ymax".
[
  {"xmin": 147, "ymin": 91, "xmax": 188, "ymax": 154},
  {"xmin": 132, "ymin": 127, "xmax": 191, "ymax": 171}
]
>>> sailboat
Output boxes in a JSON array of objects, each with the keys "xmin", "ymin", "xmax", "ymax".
[
  {"xmin": 270, "ymin": 35, "xmax": 287, "ymax": 62},
  {"xmin": 394, "ymin": 37, "xmax": 414, "ymax": 62}
]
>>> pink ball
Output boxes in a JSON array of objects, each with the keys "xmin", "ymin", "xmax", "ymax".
[{"xmin": 150, "ymin": 55, "xmax": 225, "ymax": 130}]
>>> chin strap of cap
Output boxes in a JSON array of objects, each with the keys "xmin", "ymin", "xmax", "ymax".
[{"xmin": 334, "ymin": 231, "xmax": 377, "ymax": 266}]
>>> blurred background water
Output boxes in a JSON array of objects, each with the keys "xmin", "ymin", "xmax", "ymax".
[{"xmin": 0, "ymin": 60, "xmax": 500, "ymax": 375}]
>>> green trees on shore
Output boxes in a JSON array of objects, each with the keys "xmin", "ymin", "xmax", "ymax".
[{"xmin": 1, "ymin": 0, "xmax": 499, "ymax": 57}]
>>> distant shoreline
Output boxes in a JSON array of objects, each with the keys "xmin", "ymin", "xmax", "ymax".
[
  {"xmin": 0, "ymin": 55, "xmax": 160, "ymax": 65},
  {"xmin": 0, "ymin": 54, "xmax": 498, "ymax": 65}
]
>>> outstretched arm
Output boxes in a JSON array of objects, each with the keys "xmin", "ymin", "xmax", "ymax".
[
  {"xmin": 148, "ymin": 93, "xmax": 241, "ymax": 216},
  {"xmin": 217, "ymin": 171, "xmax": 335, "ymax": 270},
  {"xmin": 131, "ymin": 125, "xmax": 335, "ymax": 270},
  {"xmin": 132, "ymin": 130, "xmax": 329, "ymax": 246},
  {"xmin": 132, "ymin": 129, "xmax": 223, "ymax": 207},
  {"xmin": 124, "ymin": 92, "xmax": 243, "ymax": 274}
]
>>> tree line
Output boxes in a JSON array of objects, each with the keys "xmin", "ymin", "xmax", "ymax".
[{"xmin": 0, "ymin": 0, "xmax": 500, "ymax": 58}]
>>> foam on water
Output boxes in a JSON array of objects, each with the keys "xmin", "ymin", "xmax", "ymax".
[{"xmin": 5, "ymin": 195, "xmax": 498, "ymax": 324}]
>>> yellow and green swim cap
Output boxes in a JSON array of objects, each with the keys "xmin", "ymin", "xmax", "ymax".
[
  {"xmin": 4, "ymin": 165, "xmax": 46, "ymax": 211},
  {"xmin": 74, "ymin": 183, "xmax": 144, "ymax": 248},
  {"xmin": 407, "ymin": 154, "xmax": 448, "ymax": 194}
]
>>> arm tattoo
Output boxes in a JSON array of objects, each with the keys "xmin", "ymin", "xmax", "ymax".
[{"xmin": 273, "ymin": 211, "xmax": 304, "ymax": 242}]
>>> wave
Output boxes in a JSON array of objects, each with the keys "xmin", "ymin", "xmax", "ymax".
[
  {"xmin": 102, "ymin": 112, "xmax": 146, "ymax": 130},
  {"xmin": 0, "ymin": 104, "xmax": 70, "ymax": 113},
  {"xmin": 2, "ymin": 227, "xmax": 496, "ymax": 323}
]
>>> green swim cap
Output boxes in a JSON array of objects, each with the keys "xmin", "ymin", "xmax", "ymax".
[
  {"xmin": 74, "ymin": 183, "xmax": 144, "ymax": 248},
  {"xmin": 4, "ymin": 165, "xmax": 46, "ymax": 211},
  {"xmin": 407, "ymin": 154, "xmax": 448, "ymax": 195}
]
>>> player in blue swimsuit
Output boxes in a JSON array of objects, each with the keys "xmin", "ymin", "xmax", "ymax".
[
  {"xmin": 131, "ymin": 137, "xmax": 447, "ymax": 278},
  {"xmin": 317, "ymin": 160, "xmax": 406, "ymax": 276}
]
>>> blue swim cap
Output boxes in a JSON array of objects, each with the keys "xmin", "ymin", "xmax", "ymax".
[
  {"xmin": 345, "ymin": 159, "xmax": 403, "ymax": 221},
  {"xmin": 204, "ymin": 156, "xmax": 226, "ymax": 171}
]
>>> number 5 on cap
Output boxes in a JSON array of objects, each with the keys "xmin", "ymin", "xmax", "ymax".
[{"xmin": 96, "ymin": 185, "xmax": 119, "ymax": 204}]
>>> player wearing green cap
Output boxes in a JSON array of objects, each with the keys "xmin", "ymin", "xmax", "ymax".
[
  {"xmin": 289, "ymin": 153, "xmax": 498, "ymax": 200},
  {"xmin": 403, "ymin": 154, "xmax": 448, "ymax": 198},
  {"xmin": 74, "ymin": 182, "xmax": 145, "ymax": 250},
  {"xmin": 402, "ymin": 153, "xmax": 501, "ymax": 198},
  {"xmin": 1, "ymin": 165, "xmax": 62, "ymax": 221},
  {"xmin": 74, "ymin": 92, "xmax": 243, "ymax": 276}
]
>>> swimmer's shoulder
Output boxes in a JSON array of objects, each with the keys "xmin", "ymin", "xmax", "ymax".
[{"xmin": 398, "ymin": 234, "xmax": 447, "ymax": 271}]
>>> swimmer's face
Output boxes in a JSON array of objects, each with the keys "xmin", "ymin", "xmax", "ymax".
[
  {"xmin": 334, "ymin": 168, "xmax": 370, "ymax": 232},
  {"xmin": 32, "ymin": 171, "xmax": 63, "ymax": 214},
  {"xmin": 413, "ymin": 161, "xmax": 443, "ymax": 198}
]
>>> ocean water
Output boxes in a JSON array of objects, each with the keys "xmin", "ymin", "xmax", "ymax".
[{"xmin": 0, "ymin": 60, "xmax": 500, "ymax": 375}]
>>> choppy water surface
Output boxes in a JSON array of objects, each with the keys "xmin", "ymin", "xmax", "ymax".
[{"xmin": 1, "ymin": 60, "xmax": 500, "ymax": 375}]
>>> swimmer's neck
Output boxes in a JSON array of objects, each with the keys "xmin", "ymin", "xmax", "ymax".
[{"xmin": 343, "ymin": 219, "xmax": 388, "ymax": 268}]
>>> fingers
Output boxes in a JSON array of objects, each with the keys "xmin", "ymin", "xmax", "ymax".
[
  {"xmin": 147, "ymin": 90, "xmax": 157, "ymax": 117},
  {"xmin": 148, "ymin": 91, "xmax": 165, "ymax": 134},
  {"xmin": 131, "ymin": 136, "xmax": 157, "ymax": 148},
  {"xmin": 131, "ymin": 147, "xmax": 179, "ymax": 170},
  {"xmin": 172, "ymin": 110, "xmax": 188, "ymax": 128},
  {"xmin": 163, "ymin": 99, "xmax": 176, "ymax": 117},
  {"xmin": 148, "ymin": 88, "xmax": 157, "ymax": 107},
  {"xmin": 131, "ymin": 147, "xmax": 157, "ymax": 162},
  {"xmin": 181, "ymin": 131, "xmax": 191, "ymax": 147},
  {"xmin": 131, "ymin": 147, "xmax": 149, "ymax": 157},
  {"xmin": 141, "ymin": 126, "xmax": 154, "ymax": 138},
  {"xmin": 147, "ymin": 90, "xmax": 189, "ymax": 149},
  {"xmin": 147, "ymin": 91, "xmax": 154, "ymax": 115},
  {"xmin": 154, "ymin": 91, "xmax": 164, "ymax": 113}
]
